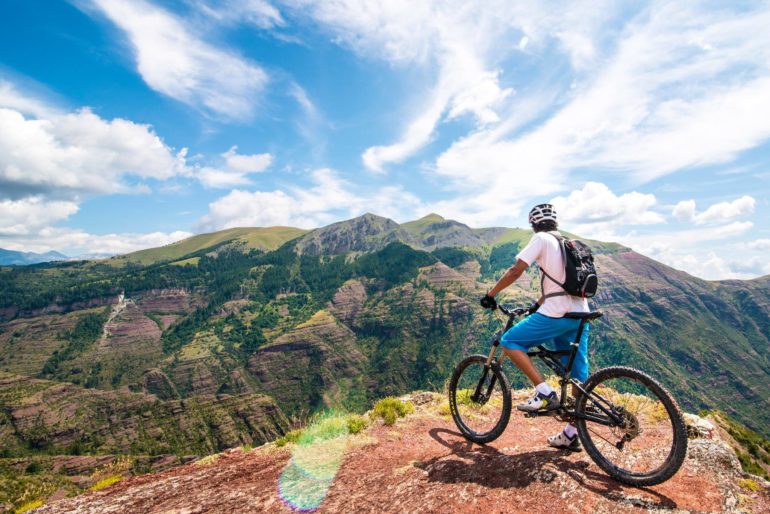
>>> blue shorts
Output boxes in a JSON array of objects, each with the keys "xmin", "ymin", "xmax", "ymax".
[{"xmin": 500, "ymin": 312, "xmax": 590, "ymax": 382}]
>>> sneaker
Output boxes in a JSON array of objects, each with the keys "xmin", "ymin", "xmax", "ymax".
[
  {"xmin": 516, "ymin": 391, "xmax": 558, "ymax": 413},
  {"xmin": 548, "ymin": 431, "xmax": 582, "ymax": 452}
]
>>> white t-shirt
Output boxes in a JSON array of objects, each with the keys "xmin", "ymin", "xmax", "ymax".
[{"xmin": 516, "ymin": 231, "xmax": 589, "ymax": 318}]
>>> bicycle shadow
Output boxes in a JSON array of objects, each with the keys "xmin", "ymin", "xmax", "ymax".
[{"xmin": 420, "ymin": 428, "xmax": 678, "ymax": 510}]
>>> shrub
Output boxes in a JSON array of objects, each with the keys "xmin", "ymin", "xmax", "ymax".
[
  {"xmin": 371, "ymin": 397, "xmax": 415, "ymax": 426},
  {"xmin": 90, "ymin": 475, "xmax": 122, "ymax": 491},
  {"xmin": 276, "ymin": 429, "xmax": 303, "ymax": 447},
  {"xmin": 346, "ymin": 414, "xmax": 368, "ymax": 435},
  {"xmin": 738, "ymin": 478, "xmax": 761, "ymax": 492},
  {"xmin": 15, "ymin": 500, "xmax": 44, "ymax": 513},
  {"xmin": 24, "ymin": 461, "xmax": 42, "ymax": 474}
]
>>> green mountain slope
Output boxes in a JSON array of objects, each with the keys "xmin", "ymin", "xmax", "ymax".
[{"xmin": 109, "ymin": 226, "xmax": 308, "ymax": 266}]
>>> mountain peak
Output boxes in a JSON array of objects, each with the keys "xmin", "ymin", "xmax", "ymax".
[{"xmin": 416, "ymin": 213, "xmax": 445, "ymax": 222}]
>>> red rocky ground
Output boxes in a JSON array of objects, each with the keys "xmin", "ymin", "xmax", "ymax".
[{"xmin": 35, "ymin": 396, "xmax": 769, "ymax": 514}]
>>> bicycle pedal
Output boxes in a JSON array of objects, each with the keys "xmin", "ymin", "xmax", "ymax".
[{"xmin": 523, "ymin": 410, "xmax": 557, "ymax": 418}]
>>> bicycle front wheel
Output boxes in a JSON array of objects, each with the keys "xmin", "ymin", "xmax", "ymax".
[
  {"xmin": 575, "ymin": 366, "xmax": 688, "ymax": 486},
  {"xmin": 448, "ymin": 355, "xmax": 511, "ymax": 444}
]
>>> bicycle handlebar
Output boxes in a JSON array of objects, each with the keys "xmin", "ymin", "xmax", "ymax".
[{"xmin": 498, "ymin": 304, "xmax": 528, "ymax": 317}]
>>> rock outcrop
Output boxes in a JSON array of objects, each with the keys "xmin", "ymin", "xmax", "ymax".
[{"xmin": 31, "ymin": 396, "xmax": 770, "ymax": 514}]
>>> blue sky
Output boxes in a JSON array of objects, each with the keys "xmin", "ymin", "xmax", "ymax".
[{"xmin": 1, "ymin": 0, "xmax": 769, "ymax": 279}]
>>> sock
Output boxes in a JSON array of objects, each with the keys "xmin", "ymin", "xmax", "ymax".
[
  {"xmin": 563, "ymin": 423, "xmax": 578, "ymax": 438},
  {"xmin": 535, "ymin": 382, "xmax": 554, "ymax": 397}
]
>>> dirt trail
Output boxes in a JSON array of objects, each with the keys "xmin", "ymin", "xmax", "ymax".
[{"xmin": 35, "ymin": 399, "xmax": 769, "ymax": 513}]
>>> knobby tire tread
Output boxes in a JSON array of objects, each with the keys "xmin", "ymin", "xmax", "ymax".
[
  {"xmin": 575, "ymin": 366, "xmax": 688, "ymax": 487},
  {"xmin": 449, "ymin": 355, "xmax": 512, "ymax": 444}
]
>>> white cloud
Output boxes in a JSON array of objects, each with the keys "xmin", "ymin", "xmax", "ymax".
[
  {"xmin": 672, "ymin": 196, "xmax": 755, "ymax": 224},
  {"xmin": 602, "ymin": 221, "xmax": 755, "ymax": 280},
  {"xmin": 198, "ymin": 0, "xmax": 284, "ymax": 30},
  {"xmin": 0, "ymin": 107, "xmax": 187, "ymax": 198},
  {"xmin": 425, "ymin": 2, "xmax": 770, "ymax": 224},
  {"xmin": 285, "ymin": 0, "xmax": 612, "ymax": 172},
  {"xmin": 195, "ymin": 146, "xmax": 273, "ymax": 188},
  {"xmin": 0, "ymin": 80, "xmax": 59, "ymax": 119},
  {"xmin": 747, "ymin": 238, "xmax": 770, "ymax": 251},
  {"xmin": 222, "ymin": 146, "xmax": 272, "ymax": 173},
  {"xmin": 0, "ymin": 228, "xmax": 192, "ymax": 256},
  {"xmin": 551, "ymin": 182, "xmax": 665, "ymax": 229},
  {"xmin": 88, "ymin": 0, "xmax": 268, "ymax": 120},
  {"xmin": 0, "ymin": 197, "xmax": 80, "ymax": 236},
  {"xmin": 197, "ymin": 168, "xmax": 422, "ymax": 230}
]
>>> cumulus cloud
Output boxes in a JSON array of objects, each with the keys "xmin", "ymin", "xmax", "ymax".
[
  {"xmin": 672, "ymin": 196, "xmax": 755, "ymax": 224},
  {"xmin": 425, "ymin": 2, "xmax": 770, "ymax": 225},
  {"xmin": 0, "ymin": 197, "xmax": 80, "ymax": 236},
  {"xmin": 0, "ymin": 107, "xmax": 186, "ymax": 199},
  {"xmin": 551, "ymin": 182, "xmax": 665, "ymax": 229},
  {"xmin": 604, "ymin": 221, "xmax": 755, "ymax": 280},
  {"xmin": 197, "ymin": 168, "xmax": 422, "ymax": 230},
  {"xmin": 87, "ymin": 0, "xmax": 268, "ymax": 120},
  {"xmin": 0, "ymin": 228, "xmax": 192, "ymax": 256},
  {"xmin": 195, "ymin": 146, "xmax": 273, "ymax": 188}
]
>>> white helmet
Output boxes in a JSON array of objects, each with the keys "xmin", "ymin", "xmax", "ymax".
[{"xmin": 528, "ymin": 203, "xmax": 557, "ymax": 225}]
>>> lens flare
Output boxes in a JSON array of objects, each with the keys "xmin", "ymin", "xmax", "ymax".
[{"xmin": 277, "ymin": 413, "xmax": 351, "ymax": 512}]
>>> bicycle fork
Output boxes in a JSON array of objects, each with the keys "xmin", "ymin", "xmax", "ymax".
[{"xmin": 472, "ymin": 339, "xmax": 503, "ymax": 403}]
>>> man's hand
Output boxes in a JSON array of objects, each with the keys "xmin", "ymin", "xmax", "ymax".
[
  {"xmin": 480, "ymin": 294, "xmax": 497, "ymax": 310},
  {"xmin": 527, "ymin": 301, "xmax": 540, "ymax": 314}
]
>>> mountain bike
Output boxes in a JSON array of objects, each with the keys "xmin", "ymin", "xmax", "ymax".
[{"xmin": 448, "ymin": 304, "xmax": 688, "ymax": 486}]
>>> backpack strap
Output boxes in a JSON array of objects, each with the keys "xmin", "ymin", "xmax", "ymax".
[{"xmin": 538, "ymin": 232, "xmax": 568, "ymax": 302}]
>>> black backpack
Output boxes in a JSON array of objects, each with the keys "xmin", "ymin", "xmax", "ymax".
[{"xmin": 540, "ymin": 233, "xmax": 598, "ymax": 299}]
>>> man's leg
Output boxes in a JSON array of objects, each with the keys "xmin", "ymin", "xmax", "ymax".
[
  {"xmin": 549, "ymin": 322, "xmax": 590, "ymax": 451},
  {"xmin": 502, "ymin": 348, "xmax": 544, "ymax": 385},
  {"xmin": 500, "ymin": 313, "xmax": 568, "ymax": 412}
]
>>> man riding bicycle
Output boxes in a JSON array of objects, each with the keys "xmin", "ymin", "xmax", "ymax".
[{"xmin": 480, "ymin": 203, "xmax": 589, "ymax": 452}]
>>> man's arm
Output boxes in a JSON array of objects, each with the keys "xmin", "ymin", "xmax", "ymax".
[{"xmin": 486, "ymin": 258, "xmax": 529, "ymax": 297}]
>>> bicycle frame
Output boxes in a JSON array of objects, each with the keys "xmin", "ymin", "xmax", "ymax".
[{"xmin": 479, "ymin": 307, "xmax": 624, "ymax": 428}]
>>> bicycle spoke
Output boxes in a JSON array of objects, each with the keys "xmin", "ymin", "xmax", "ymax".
[{"xmin": 580, "ymin": 373, "xmax": 677, "ymax": 478}]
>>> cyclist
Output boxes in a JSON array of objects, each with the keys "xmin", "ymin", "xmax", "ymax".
[{"xmin": 480, "ymin": 203, "xmax": 589, "ymax": 451}]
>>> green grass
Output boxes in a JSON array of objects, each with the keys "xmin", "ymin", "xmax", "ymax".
[
  {"xmin": 109, "ymin": 226, "xmax": 308, "ymax": 265},
  {"xmin": 401, "ymin": 213, "xmax": 446, "ymax": 234}
]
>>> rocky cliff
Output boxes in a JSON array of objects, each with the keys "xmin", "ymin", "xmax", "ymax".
[{"xmin": 26, "ymin": 393, "xmax": 770, "ymax": 514}]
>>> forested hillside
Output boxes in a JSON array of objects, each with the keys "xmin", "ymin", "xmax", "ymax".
[{"xmin": 1, "ymin": 213, "xmax": 768, "ymax": 465}]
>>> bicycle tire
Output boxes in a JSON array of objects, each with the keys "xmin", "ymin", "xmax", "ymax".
[
  {"xmin": 575, "ymin": 366, "xmax": 688, "ymax": 486},
  {"xmin": 448, "ymin": 355, "xmax": 512, "ymax": 444}
]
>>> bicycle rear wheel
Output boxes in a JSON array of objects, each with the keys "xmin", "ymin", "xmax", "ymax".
[
  {"xmin": 575, "ymin": 366, "xmax": 688, "ymax": 486},
  {"xmin": 448, "ymin": 355, "xmax": 511, "ymax": 444}
]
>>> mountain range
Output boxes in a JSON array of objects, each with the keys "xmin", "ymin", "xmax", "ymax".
[
  {"xmin": 1, "ymin": 212, "xmax": 768, "ymax": 466},
  {"xmin": 0, "ymin": 248, "xmax": 68, "ymax": 266}
]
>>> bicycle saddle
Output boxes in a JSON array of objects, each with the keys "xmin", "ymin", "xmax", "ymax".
[{"xmin": 563, "ymin": 310, "xmax": 603, "ymax": 321}]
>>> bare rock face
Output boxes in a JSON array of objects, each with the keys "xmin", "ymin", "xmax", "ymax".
[
  {"xmin": 296, "ymin": 213, "xmax": 418, "ymax": 255},
  {"xmin": 328, "ymin": 279, "xmax": 368, "ymax": 325},
  {"xmin": 133, "ymin": 289, "xmax": 200, "ymax": 314},
  {"xmin": 247, "ymin": 310, "xmax": 366, "ymax": 413}
]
